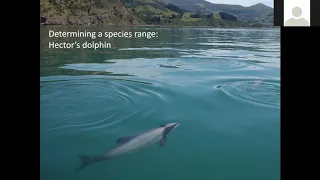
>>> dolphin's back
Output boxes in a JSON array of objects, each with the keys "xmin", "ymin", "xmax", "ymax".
[{"xmin": 106, "ymin": 127, "xmax": 164, "ymax": 157}]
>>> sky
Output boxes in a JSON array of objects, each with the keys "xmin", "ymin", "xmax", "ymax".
[{"xmin": 206, "ymin": 0, "xmax": 273, "ymax": 8}]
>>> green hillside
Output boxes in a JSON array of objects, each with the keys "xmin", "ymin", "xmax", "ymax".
[
  {"xmin": 157, "ymin": 0, "xmax": 274, "ymax": 23},
  {"xmin": 40, "ymin": 0, "xmax": 274, "ymax": 27},
  {"xmin": 121, "ymin": 0, "xmax": 268, "ymax": 27},
  {"xmin": 40, "ymin": 0, "xmax": 144, "ymax": 25},
  {"xmin": 122, "ymin": 0, "xmax": 188, "ymax": 24}
]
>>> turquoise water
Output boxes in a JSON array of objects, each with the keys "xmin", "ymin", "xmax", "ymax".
[{"xmin": 40, "ymin": 26, "xmax": 280, "ymax": 180}]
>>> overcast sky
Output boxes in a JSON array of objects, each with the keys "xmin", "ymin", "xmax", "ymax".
[{"xmin": 206, "ymin": 0, "xmax": 273, "ymax": 8}]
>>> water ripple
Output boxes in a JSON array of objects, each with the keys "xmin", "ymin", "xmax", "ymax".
[
  {"xmin": 40, "ymin": 77, "xmax": 171, "ymax": 133},
  {"xmin": 216, "ymin": 79, "xmax": 280, "ymax": 109},
  {"xmin": 60, "ymin": 56, "xmax": 267, "ymax": 81},
  {"xmin": 118, "ymin": 47, "xmax": 187, "ymax": 51}
]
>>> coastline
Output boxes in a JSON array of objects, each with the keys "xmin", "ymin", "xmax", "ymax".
[{"xmin": 40, "ymin": 23, "xmax": 278, "ymax": 29}]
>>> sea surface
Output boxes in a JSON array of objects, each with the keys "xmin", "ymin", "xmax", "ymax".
[{"xmin": 40, "ymin": 26, "xmax": 280, "ymax": 180}]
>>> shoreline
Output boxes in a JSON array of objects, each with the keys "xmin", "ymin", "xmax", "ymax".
[{"xmin": 41, "ymin": 24, "xmax": 278, "ymax": 29}]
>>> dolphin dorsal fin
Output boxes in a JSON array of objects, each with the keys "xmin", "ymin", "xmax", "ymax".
[{"xmin": 116, "ymin": 135, "xmax": 135, "ymax": 145}]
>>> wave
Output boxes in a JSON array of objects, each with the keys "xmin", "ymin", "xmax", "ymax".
[
  {"xmin": 40, "ymin": 77, "xmax": 172, "ymax": 134},
  {"xmin": 215, "ymin": 78, "xmax": 280, "ymax": 109}
]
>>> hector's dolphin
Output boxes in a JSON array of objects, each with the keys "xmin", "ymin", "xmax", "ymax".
[{"xmin": 76, "ymin": 122, "xmax": 180, "ymax": 171}]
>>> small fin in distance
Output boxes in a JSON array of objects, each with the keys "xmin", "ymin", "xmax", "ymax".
[
  {"xmin": 116, "ymin": 135, "xmax": 136, "ymax": 145},
  {"xmin": 160, "ymin": 136, "xmax": 167, "ymax": 147}
]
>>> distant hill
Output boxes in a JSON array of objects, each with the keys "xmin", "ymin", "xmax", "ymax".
[
  {"xmin": 40, "ymin": 0, "xmax": 274, "ymax": 27},
  {"xmin": 157, "ymin": 0, "xmax": 273, "ymax": 23},
  {"xmin": 40, "ymin": 0, "xmax": 144, "ymax": 25},
  {"xmin": 121, "ymin": 0, "xmax": 189, "ymax": 24},
  {"xmin": 120, "ymin": 0, "xmax": 273, "ymax": 27}
]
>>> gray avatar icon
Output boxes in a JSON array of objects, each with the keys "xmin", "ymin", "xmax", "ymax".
[{"xmin": 285, "ymin": 6, "xmax": 309, "ymax": 26}]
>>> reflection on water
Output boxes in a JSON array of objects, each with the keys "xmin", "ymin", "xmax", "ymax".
[{"xmin": 40, "ymin": 26, "xmax": 280, "ymax": 180}]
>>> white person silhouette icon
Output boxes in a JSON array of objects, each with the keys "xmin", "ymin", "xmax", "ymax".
[{"xmin": 285, "ymin": 6, "xmax": 309, "ymax": 26}]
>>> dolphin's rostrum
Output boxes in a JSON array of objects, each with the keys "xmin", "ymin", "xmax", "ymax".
[{"xmin": 76, "ymin": 122, "xmax": 180, "ymax": 171}]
